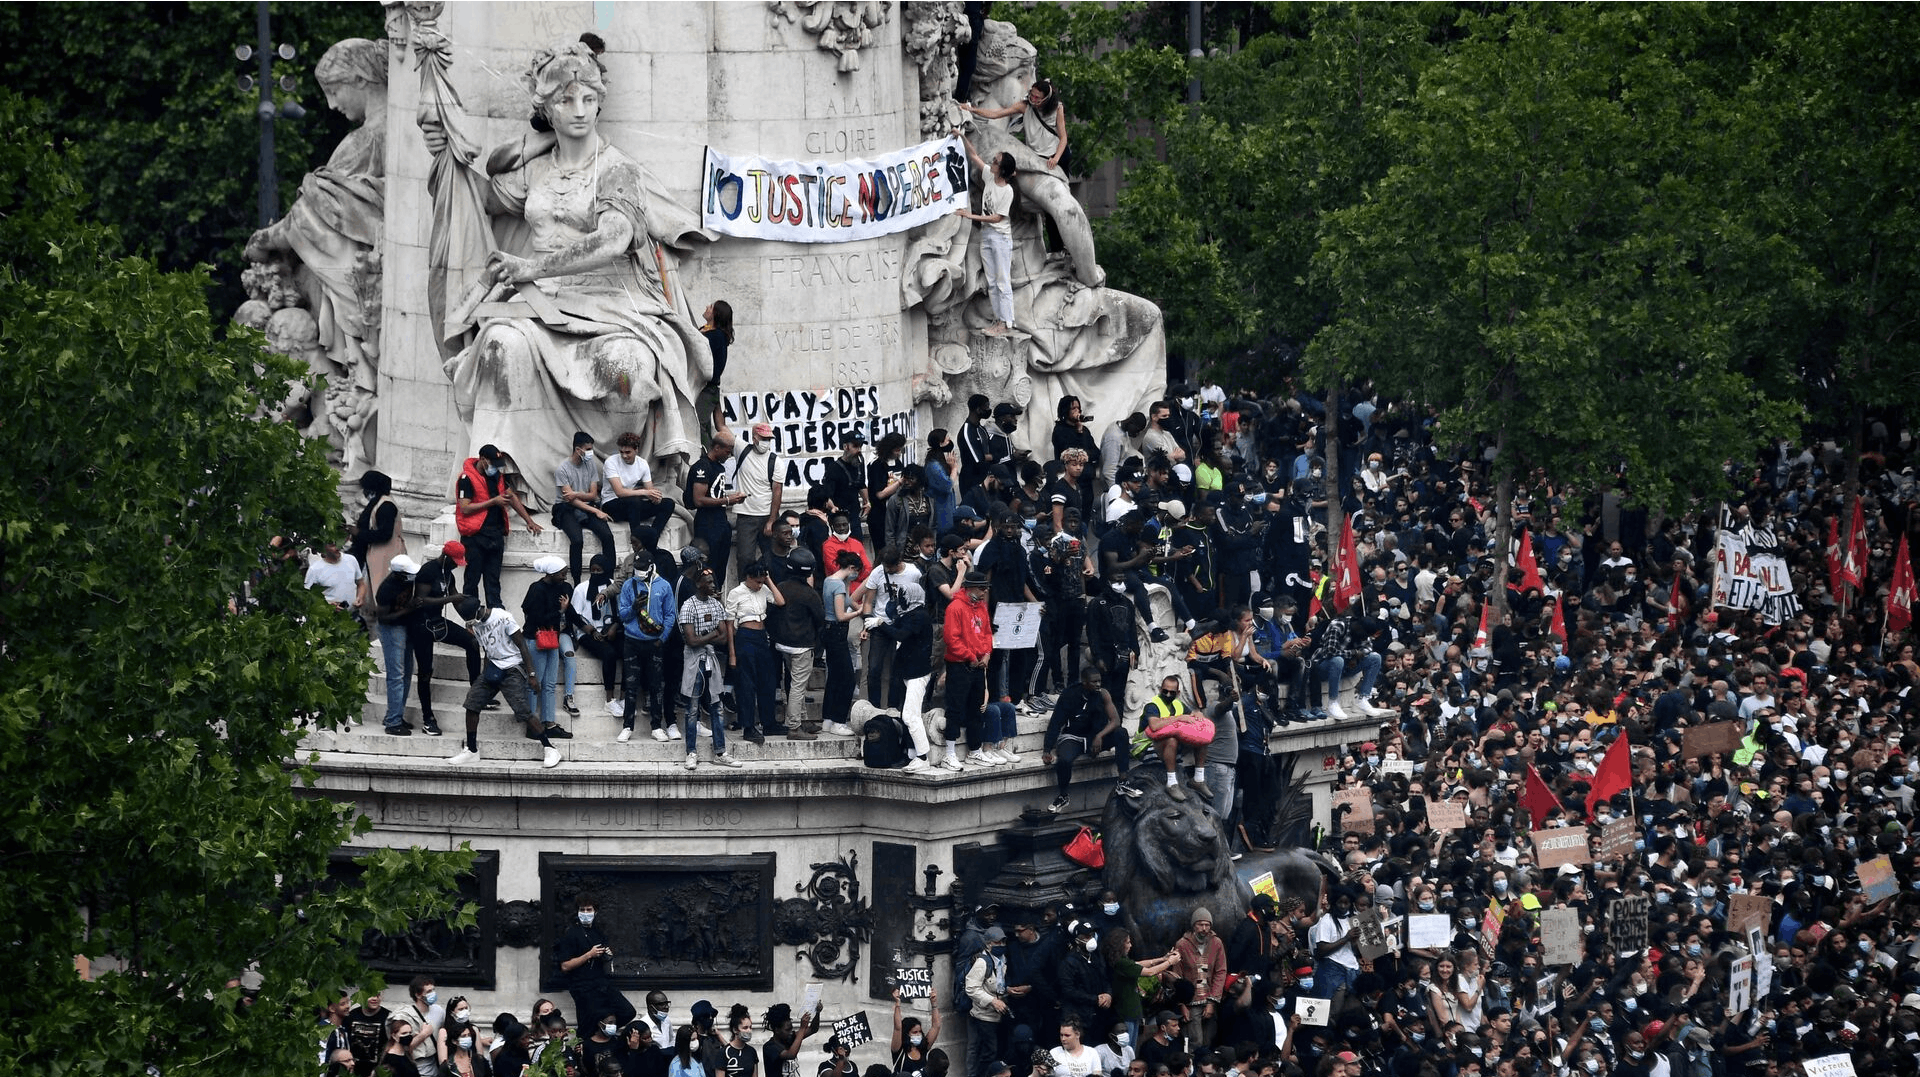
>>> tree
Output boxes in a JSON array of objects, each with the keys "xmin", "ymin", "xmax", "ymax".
[
  {"xmin": 0, "ymin": 2, "xmax": 381, "ymax": 320},
  {"xmin": 1306, "ymin": 5, "xmax": 1802, "ymax": 606},
  {"xmin": 0, "ymin": 91, "xmax": 467, "ymax": 1076}
]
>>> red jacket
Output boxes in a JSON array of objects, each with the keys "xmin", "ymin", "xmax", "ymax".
[
  {"xmin": 943, "ymin": 589, "xmax": 992, "ymax": 663},
  {"xmin": 455, "ymin": 458, "xmax": 496, "ymax": 536}
]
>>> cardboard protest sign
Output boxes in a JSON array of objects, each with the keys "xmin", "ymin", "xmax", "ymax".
[
  {"xmin": 1597, "ymin": 817, "xmax": 1636, "ymax": 860},
  {"xmin": 1334, "ymin": 787, "xmax": 1375, "ymax": 831},
  {"xmin": 1251, "ymin": 871, "xmax": 1279, "ymax": 903},
  {"xmin": 1296, "ymin": 997, "xmax": 1332, "ymax": 1026},
  {"xmin": 1531, "ymin": 827, "xmax": 1592, "ymax": 868},
  {"xmin": 1727, "ymin": 894, "xmax": 1771, "ymax": 938},
  {"xmin": 1728, "ymin": 955, "xmax": 1754, "ymax": 1017},
  {"xmin": 1682, "ymin": 721, "xmax": 1747, "ymax": 759},
  {"xmin": 991, "ymin": 602, "xmax": 1043, "ymax": 649},
  {"xmin": 1427, "ymin": 799, "xmax": 1468, "ymax": 834},
  {"xmin": 1804, "ymin": 1057, "xmax": 1857, "ymax": 1077},
  {"xmin": 894, "ymin": 965, "xmax": 931, "ymax": 1000},
  {"xmin": 1858, "ymin": 856, "xmax": 1898, "ymax": 901},
  {"xmin": 1407, "ymin": 913, "xmax": 1452, "ymax": 949},
  {"xmin": 1355, "ymin": 907, "xmax": 1395, "ymax": 961},
  {"xmin": 1541, "ymin": 907, "xmax": 1583, "ymax": 965},
  {"xmin": 832, "ymin": 1011, "xmax": 873, "ymax": 1049},
  {"xmin": 1382, "ymin": 759, "xmax": 1415, "ymax": 778},
  {"xmin": 1608, "ymin": 895, "xmax": 1649, "ymax": 954}
]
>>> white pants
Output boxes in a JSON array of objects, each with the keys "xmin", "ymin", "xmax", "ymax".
[
  {"xmin": 899, "ymin": 674, "xmax": 933, "ymax": 757},
  {"xmin": 981, "ymin": 229, "xmax": 1014, "ymax": 326}
]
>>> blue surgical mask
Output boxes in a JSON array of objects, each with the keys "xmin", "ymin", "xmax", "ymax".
[
  {"xmin": 484, "ymin": 465, "xmax": 500, "ymax": 477},
  {"xmin": 1298, "ymin": 977, "xmax": 1314, "ymax": 991},
  {"xmin": 425, "ymin": 990, "xmax": 438, "ymax": 1006},
  {"xmin": 1103, "ymin": 903, "xmax": 1120, "ymax": 916},
  {"xmin": 579, "ymin": 911, "xmax": 595, "ymax": 925}
]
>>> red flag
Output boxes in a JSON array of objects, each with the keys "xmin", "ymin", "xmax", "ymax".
[
  {"xmin": 1522, "ymin": 763, "xmax": 1560, "ymax": 826},
  {"xmin": 1586, "ymin": 731, "xmax": 1632, "ymax": 819},
  {"xmin": 1473, "ymin": 600, "xmax": 1490, "ymax": 650},
  {"xmin": 1891, "ymin": 533, "xmax": 1915, "ymax": 633},
  {"xmin": 1841, "ymin": 496, "xmax": 1866, "ymax": 587},
  {"xmin": 1515, "ymin": 528, "xmax": 1546, "ymax": 593},
  {"xmin": 1333, "ymin": 515, "xmax": 1361, "ymax": 613},
  {"xmin": 1667, "ymin": 573, "xmax": 1684, "ymax": 633},
  {"xmin": 1307, "ymin": 571, "xmax": 1326, "ymax": 620},
  {"xmin": 1826, "ymin": 517, "xmax": 1847, "ymax": 598},
  {"xmin": 1550, "ymin": 594, "xmax": 1568, "ymax": 644}
]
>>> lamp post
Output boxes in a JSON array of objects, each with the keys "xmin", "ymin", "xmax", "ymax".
[{"xmin": 235, "ymin": 1, "xmax": 307, "ymax": 228}]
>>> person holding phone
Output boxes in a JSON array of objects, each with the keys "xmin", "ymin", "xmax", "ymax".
[{"xmin": 559, "ymin": 892, "xmax": 636, "ymax": 1030}]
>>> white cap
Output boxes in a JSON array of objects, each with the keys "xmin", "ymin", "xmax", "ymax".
[
  {"xmin": 388, "ymin": 554, "xmax": 420, "ymax": 576},
  {"xmin": 532, "ymin": 555, "xmax": 566, "ymax": 575}
]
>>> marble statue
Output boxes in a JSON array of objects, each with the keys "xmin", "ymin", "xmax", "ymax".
[
  {"xmin": 902, "ymin": 1, "xmax": 971, "ymax": 139},
  {"xmin": 422, "ymin": 40, "xmax": 714, "ymax": 506},
  {"xmin": 771, "ymin": 0, "xmax": 893, "ymax": 72},
  {"xmin": 240, "ymin": 37, "xmax": 388, "ymax": 473}
]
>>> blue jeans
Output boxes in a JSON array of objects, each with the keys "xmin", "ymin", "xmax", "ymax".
[
  {"xmin": 685, "ymin": 656, "xmax": 728, "ymax": 752},
  {"xmin": 530, "ymin": 645, "xmax": 560, "ymax": 725},
  {"xmin": 983, "ymin": 699, "xmax": 1017, "ymax": 744},
  {"xmin": 1321, "ymin": 650, "xmax": 1383, "ymax": 702},
  {"xmin": 1314, "ymin": 959, "xmax": 1357, "ymax": 1000},
  {"xmin": 378, "ymin": 621, "xmax": 412, "ymax": 728}
]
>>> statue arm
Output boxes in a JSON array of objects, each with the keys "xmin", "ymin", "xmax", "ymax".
[{"xmin": 489, "ymin": 211, "xmax": 636, "ymax": 287}]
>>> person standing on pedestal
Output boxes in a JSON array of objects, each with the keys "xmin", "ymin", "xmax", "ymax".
[
  {"xmin": 558, "ymin": 894, "xmax": 635, "ymax": 1032},
  {"xmin": 616, "ymin": 548, "xmax": 678, "ymax": 743},
  {"xmin": 731, "ymin": 424, "xmax": 782, "ymax": 589},
  {"xmin": 771, "ymin": 548, "xmax": 825, "ymax": 740},
  {"xmin": 959, "ymin": 395, "xmax": 998, "ymax": 492},
  {"xmin": 939, "ymin": 570, "xmax": 996, "ymax": 770},
  {"xmin": 686, "ymin": 433, "xmax": 744, "ymax": 584},
  {"xmin": 955, "ymin": 135, "xmax": 1017, "ymax": 337},
  {"xmin": 349, "ymin": 469, "xmax": 405, "ymax": 626},
  {"xmin": 725, "ymin": 560, "xmax": 787, "ymax": 743},
  {"xmin": 455, "ymin": 445, "xmax": 543, "ymax": 609}
]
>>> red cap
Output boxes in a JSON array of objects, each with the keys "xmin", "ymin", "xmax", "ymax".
[
  {"xmin": 440, "ymin": 540, "xmax": 467, "ymax": 566},
  {"xmin": 1643, "ymin": 1020, "xmax": 1666, "ymax": 1037}
]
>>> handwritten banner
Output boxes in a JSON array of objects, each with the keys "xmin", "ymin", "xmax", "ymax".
[
  {"xmin": 1541, "ymin": 908, "xmax": 1582, "ymax": 965},
  {"xmin": 1531, "ymin": 827, "xmax": 1592, "ymax": 868},
  {"xmin": 1427, "ymin": 799, "xmax": 1467, "ymax": 834},
  {"xmin": 1682, "ymin": 721, "xmax": 1747, "ymax": 759},
  {"xmin": 703, "ymin": 137, "xmax": 967, "ymax": 242},
  {"xmin": 1597, "ymin": 817, "xmax": 1637, "ymax": 860},
  {"xmin": 721, "ymin": 387, "xmax": 918, "ymax": 491}
]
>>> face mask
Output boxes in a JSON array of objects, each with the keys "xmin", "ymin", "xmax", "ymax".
[
  {"xmin": 1596, "ymin": 812, "xmax": 1613, "ymax": 823},
  {"xmin": 652, "ymin": 1010, "xmax": 669, "ymax": 1021},
  {"xmin": 454, "ymin": 1010, "xmax": 470, "ymax": 1023},
  {"xmin": 1629, "ymin": 1052, "xmax": 1646, "ymax": 1062},
  {"xmin": 1410, "ymin": 1032, "xmax": 1426, "ymax": 1044},
  {"xmin": 1419, "ymin": 900, "xmax": 1435, "ymax": 912},
  {"xmin": 1108, "ymin": 581, "xmax": 1127, "ymax": 593},
  {"xmin": 1686, "ymin": 944, "xmax": 1702, "ymax": 957},
  {"xmin": 1103, "ymin": 902, "xmax": 1120, "ymax": 915},
  {"xmin": 425, "ymin": 990, "xmax": 438, "ymax": 1006},
  {"xmin": 484, "ymin": 465, "xmax": 500, "ymax": 477},
  {"xmin": 1297, "ymin": 977, "xmax": 1314, "ymax": 990},
  {"xmin": 1589, "ymin": 1018, "xmax": 1606, "ymax": 1033},
  {"xmin": 579, "ymin": 911, "xmax": 595, "ymax": 925},
  {"xmin": 833, "ymin": 529, "xmax": 851, "ymax": 540},
  {"xmin": 1583, "ymin": 1061, "xmax": 1601, "ymax": 1075},
  {"xmin": 910, "ymin": 1035, "xmax": 925, "ymax": 1047},
  {"xmin": 604, "ymin": 1024, "xmax": 619, "ymax": 1037},
  {"xmin": 1493, "ymin": 880, "xmax": 1509, "ymax": 894},
  {"xmin": 1311, "ymin": 469, "xmax": 1324, "ymax": 479},
  {"xmin": 1779, "ymin": 875, "xmax": 1795, "ymax": 887},
  {"xmin": 459, "ymin": 1037, "xmax": 474, "ymax": 1051},
  {"xmin": 1858, "ymin": 939, "xmax": 1873, "ymax": 953},
  {"xmin": 1836, "ymin": 769, "xmax": 1849, "ymax": 781},
  {"xmin": 1258, "ymin": 606, "xmax": 1275, "ymax": 619},
  {"xmin": 1367, "ymin": 755, "xmax": 1381, "ymax": 768},
  {"xmin": 1624, "ymin": 998, "xmax": 1637, "ymax": 1013},
  {"xmin": 1701, "ymin": 885, "xmax": 1717, "ymax": 898}
]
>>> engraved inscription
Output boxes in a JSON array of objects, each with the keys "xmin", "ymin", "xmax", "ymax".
[{"xmin": 768, "ymin": 250, "xmax": 902, "ymax": 290}]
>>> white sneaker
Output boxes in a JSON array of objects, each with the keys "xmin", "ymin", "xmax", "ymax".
[
  {"xmin": 685, "ymin": 752, "xmax": 698, "ymax": 771},
  {"xmin": 606, "ymin": 699, "xmax": 625, "ymax": 716},
  {"xmin": 667, "ymin": 725, "xmax": 683, "ymax": 741},
  {"xmin": 1362, "ymin": 700, "xmax": 1396, "ymax": 718},
  {"xmin": 447, "ymin": 748, "xmax": 478, "ymax": 766},
  {"xmin": 697, "ymin": 722, "xmax": 712, "ymax": 738},
  {"xmin": 971, "ymin": 750, "xmax": 1003, "ymax": 767},
  {"xmin": 542, "ymin": 747, "xmax": 562, "ymax": 769},
  {"xmin": 938, "ymin": 756, "xmax": 965, "ymax": 772},
  {"xmin": 826, "ymin": 722, "xmax": 855, "ymax": 736},
  {"xmin": 999, "ymin": 748, "xmax": 1024, "ymax": 764},
  {"xmin": 650, "ymin": 727, "xmax": 668, "ymax": 742},
  {"xmin": 1326, "ymin": 701, "xmax": 1352, "ymax": 720},
  {"xmin": 904, "ymin": 756, "xmax": 930, "ymax": 772},
  {"xmin": 617, "ymin": 727, "xmax": 633, "ymax": 743},
  {"xmin": 715, "ymin": 753, "xmax": 744, "ymax": 769}
]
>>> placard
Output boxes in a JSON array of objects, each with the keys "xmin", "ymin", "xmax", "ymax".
[
  {"xmin": 991, "ymin": 602, "xmax": 1043, "ymax": 650},
  {"xmin": 1804, "ymin": 1056, "xmax": 1857, "ymax": 1077},
  {"xmin": 1250, "ymin": 871, "xmax": 1279, "ymax": 902},
  {"xmin": 1541, "ymin": 908, "xmax": 1583, "ymax": 965},
  {"xmin": 1597, "ymin": 817, "xmax": 1636, "ymax": 860},
  {"xmin": 1295, "ymin": 997, "xmax": 1331, "ymax": 1026},
  {"xmin": 1753, "ymin": 952, "xmax": 1773, "ymax": 1002},
  {"xmin": 702, "ymin": 137, "xmax": 967, "ymax": 243},
  {"xmin": 1355, "ymin": 907, "xmax": 1395, "ymax": 961},
  {"xmin": 1682, "ymin": 721, "xmax": 1747, "ymax": 759},
  {"xmin": 1334, "ymin": 787, "xmax": 1375, "ymax": 830},
  {"xmin": 1608, "ymin": 895, "xmax": 1649, "ymax": 954},
  {"xmin": 831, "ymin": 1011, "xmax": 873, "ymax": 1049},
  {"xmin": 1728, "ymin": 955, "xmax": 1754, "ymax": 1017},
  {"xmin": 1536, "ymin": 972, "xmax": 1560, "ymax": 1013},
  {"xmin": 894, "ymin": 966, "xmax": 931, "ymax": 1000},
  {"xmin": 1727, "ymin": 894, "xmax": 1771, "ymax": 938},
  {"xmin": 1407, "ymin": 914, "xmax": 1452, "ymax": 949},
  {"xmin": 1531, "ymin": 827, "xmax": 1592, "ymax": 868},
  {"xmin": 1427, "ymin": 800, "xmax": 1467, "ymax": 834},
  {"xmin": 802, "ymin": 982, "xmax": 823, "ymax": 1017},
  {"xmin": 1382, "ymin": 759, "xmax": 1415, "ymax": 778},
  {"xmin": 1857, "ymin": 855, "xmax": 1898, "ymax": 901}
]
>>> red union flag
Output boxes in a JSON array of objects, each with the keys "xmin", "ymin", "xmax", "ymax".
[
  {"xmin": 1827, "ymin": 517, "xmax": 1846, "ymax": 598},
  {"xmin": 1515, "ymin": 528, "xmax": 1546, "ymax": 593},
  {"xmin": 1333, "ymin": 515, "xmax": 1361, "ymax": 612},
  {"xmin": 1891, "ymin": 533, "xmax": 1915, "ymax": 633},
  {"xmin": 1841, "ymin": 496, "xmax": 1866, "ymax": 587},
  {"xmin": 1550, "ymin": 594, "xmax": 1568, "ymax": 644}
]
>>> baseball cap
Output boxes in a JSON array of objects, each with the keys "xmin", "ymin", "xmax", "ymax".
[{"xmin": 438, "ymin": 540, "xmax": 467, "ymax": 566}]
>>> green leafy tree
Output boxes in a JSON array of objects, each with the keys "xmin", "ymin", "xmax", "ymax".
[
  {"xmin": 0, "ymin": 91, "xmax": 467, "ymax": 1076},
  {"xmin": 1307, "ymin": 5, "xmax": 1802, "ymax": 604},
  {"xmin": 0, "ymin": 1, "xmax": 381, "ymax": 319}
]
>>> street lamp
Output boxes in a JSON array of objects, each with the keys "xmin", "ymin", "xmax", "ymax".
[{"xmin": 235, "ymin": 1, "xmax": 307, "ymax": 228}]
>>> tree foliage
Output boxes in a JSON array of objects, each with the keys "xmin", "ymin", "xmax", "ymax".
[
  {"xmin": 0, "ymin": 91, "xmax": 467, "ymax": 1076},
  {"xmin": 0, "ymin": 1, "xmax": 381, "ymax": 319}
]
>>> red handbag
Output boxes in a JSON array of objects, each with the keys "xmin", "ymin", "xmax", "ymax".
[
  {"xmin": 1063, "ymin": 826, "xmax": 1105, "ymax": 869},
  {"xmin": 534, "ymin": 628, "xmax": 561, "ymax": 651}
]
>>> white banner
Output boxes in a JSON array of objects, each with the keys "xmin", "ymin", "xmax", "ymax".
[
  {"xmin": 1711, "ymin": 527, "xmax": 1801, "ymax": 625},
  {"xmin": 701, "ymin": 137, "xmax": 967, "ymax": 242}
]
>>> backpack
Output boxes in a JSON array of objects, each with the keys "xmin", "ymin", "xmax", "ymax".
[{"xmin": 862, "ymin": 711, "xmax": 910, "ymax": 769}]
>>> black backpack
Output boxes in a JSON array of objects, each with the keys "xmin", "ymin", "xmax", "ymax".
[{"xmin": 862, "ymin": 711, "xmax": 910, "ymax": 769}]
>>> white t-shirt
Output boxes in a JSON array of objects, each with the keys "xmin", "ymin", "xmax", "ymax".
[
  {"xmin": 1050, "ymin": 1045, "xmax": 1099, "ymax": 1077},
  {"xmin": 304, "ymin": 553, "xmax": 363, "ymax": 605},
  {"xmin": 1310, "ymin": 911, "xmax": 1359, "ymax": 970},
  {"xmin": 981, "ymin": 181, "xmax": 1013, "ymax": 238},
  {"xmin": 477, "ymin": 608, "xmax": 525, "ymax": 670},
  {"xmin": 600, "ymin": 454, "xmax": 653, "ymax": 504}
]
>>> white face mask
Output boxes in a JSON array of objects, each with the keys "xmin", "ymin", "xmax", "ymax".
[
  {"xmin": 578, "ymin": 911, "xmax": 595, "ymax": 925},
  {"xmin": 604, "ymin": 1024, "xmax": 620, "ymax": 1037},
  {"xmin": 458, "ymin": 1037, "xmax": 474, "ymax": 1051},
  {"xmin": 1084, "ymin": 937, "xmax": 1099, "ymax": 953}
]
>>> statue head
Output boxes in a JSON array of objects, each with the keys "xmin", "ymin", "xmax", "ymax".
[
  {"xmin": 525, "ymin": 42, "xmax": 608, "ymax": 124},
  {"xmin": 315, "ymin": 38, "xmax": 387, "ymax": 123}
]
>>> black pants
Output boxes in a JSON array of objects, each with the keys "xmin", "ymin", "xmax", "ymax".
[
  {"xmin": 604, "ymin": 495, "xmax": 676, "ymax": 551},
  {"xmin": 568, "ymin": 984, "xmax": 635, "ymax": 1029},
  {"xmin": 622, "ymin": 635, "xmax": 667, "ymax": 730},
  {"xmin": 462, "ymin": 533, "xmax": 506, "ymax": 609},
  {"xmin": 695, "ymin": 513, "xmax": 733, "ymax": 585},
  {"xmin": 866, "ymin": 630, "xmax": 899, "ymax": 707},
  {"xmin": 823, "ymin": 622, "xmax": 855, "ymax": 723},
  {"xmin": 408, "ymin": 617, "xmax": 480, "ymax": 722},
  {"xmin": 944, "ymin": 661, "xmax": 986, "ymax": 747},
  {"xmin": 552, "ymin": 503, "xmax": 616, "ymax": 583},
  {"xmin": 1051, "ymin": 728, "xmax": 1128, "ymax": 795},
  {"xmin": 575, "ymin": 629, "xmax": 620, "ymax": 690}
]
